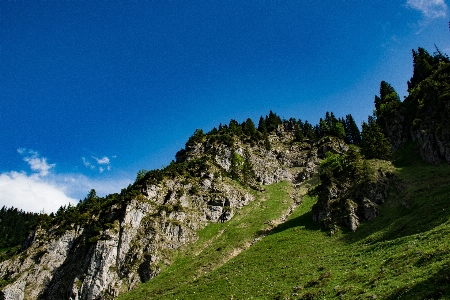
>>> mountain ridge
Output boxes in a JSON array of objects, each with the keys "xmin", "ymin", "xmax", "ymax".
[{"xmin": 1, "ymin": 46, "xmax": 450, "ymax": 299}]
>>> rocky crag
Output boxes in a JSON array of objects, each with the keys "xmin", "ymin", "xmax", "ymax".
[
  {"xmin": 0, "ymin": 124, "xmax": 351, "ymax": 300},
  {"xmin": 377, "ymin": 49, "xmax": 450, "ymax": 164},
  {"xmin": 311, "ymin": 149, "xmax": 395, "ymax": 234}
]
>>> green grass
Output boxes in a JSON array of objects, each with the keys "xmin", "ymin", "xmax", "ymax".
[
  {"xmin": 119, "ymin": 160, "xmax": 450, "ymax": 300},
  {"xmin": 0, "ymin": 245, "xmax": 20, "ymax": 264}
]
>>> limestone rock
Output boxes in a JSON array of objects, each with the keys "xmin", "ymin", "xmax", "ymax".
[
  {"xmin": 411, "ymin": 129, "xmax": 442, "ymax": 165},
  {"xmin": 0, "ymin": 278, "xmax": 26, "ymax": 300},
  {"xmin": 312, "ymin": 166, "xmax": 393, "ymax": 233},
  {"xmin": 1, "ymin": 129, "xmax": 348, "ymax": 299}
]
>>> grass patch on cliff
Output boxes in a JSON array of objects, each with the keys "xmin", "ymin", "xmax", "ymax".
[
  {"xmin": 119, "ymin": 181, "xmax": 294, "ymax": 299},
  {"xmin": 120, "ymin": 162, "xmax": 450, "ymax": 300}
]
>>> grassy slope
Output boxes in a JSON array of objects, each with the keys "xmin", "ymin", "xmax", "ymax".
[{"xmin": 120, "ymin": 158, "xmax": 450, "ymax": 300}]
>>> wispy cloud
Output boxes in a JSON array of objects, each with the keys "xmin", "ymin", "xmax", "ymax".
[
  {"xmin": 17, "ymin": 148, "xmax": 55, "ymax": 176},
  {"xmin": 407, "ymin": 0, "xmax": 448, "ymax": 19},
  {"xmin": 82, "ymin": 155, "xmax": 113, "ymax": 173},
  {"xmin": 82, "ymin": 157, "xmax": 95, "ymax": 170},
  {"xmin": 93, "ymin": 156, "xmax": 110, "ymax": 165},
  {"xmin": 57, "ymin": 173, "xmax": 132, "ymax": 198}
]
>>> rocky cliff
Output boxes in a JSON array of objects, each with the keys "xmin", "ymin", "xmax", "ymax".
[
  {"xmin": 378, "ymin": 49, "xmax": 450, "ymax": 165},
  {"xmin": 311, "ymin": 159, "xmax": 394, "ymax": 234},
  {"xmin": 1, "ymin": 125, "xmax": 348, "ymax": 300}
]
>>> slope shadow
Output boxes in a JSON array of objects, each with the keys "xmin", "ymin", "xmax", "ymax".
[
  {"xmin": 344, "ymin": 162, "xmax": 450, "ymax": 245},
  {"xmin": 37, "ymin": 235, "xmax": 94, "ymax": 300},
  {"xmin": 266, "ymin": 209, "xmax": 321, "ymax": 236},
  {"xmin": 384, "ymin": 266, "xmax": 450, "ymax": 300}
]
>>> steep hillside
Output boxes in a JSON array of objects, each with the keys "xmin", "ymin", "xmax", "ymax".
[
  {"xmin": 0, "ymin": 120, "xmax": 350, "ymax": 300},
  {"xmin": 119, "ymin": 156, "xmax": 450, "ymax": 300}
]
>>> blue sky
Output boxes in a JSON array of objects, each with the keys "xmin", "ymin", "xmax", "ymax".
[{"xmin": 1, "ymin": 0, "xmax": 449, "ymax": 213}]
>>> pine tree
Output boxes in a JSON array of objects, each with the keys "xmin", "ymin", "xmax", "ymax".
[
  {"xmin": 242, "ymin": 118, "xmax": 257, "ymax": 140},
  {"xmin": 229, "ymin": 119, "xmax": 242, "ymax": 136},
  {"xmin": 318, "ymin": 118, "xmax": 329, "ymax": 138},
  {"xmin": 257, "ymin": 116, "xmax": 271, "ymax": 149},
  {"xmin": 230, "ymin": 149, "xmax": 241, "ymax": 180},
  {"xmin": 258, "ymin": 116, "xmax": 267, "ymax": 134},
  {"xmin": 242, "ymin": 148, "xmax": 255, "ymax": 186},
  {"xmin": 345, "ymin": 114, "xmax": 361, "ymax": 145},
  {"xmin": 361, "ymin": 117, "xmax": 391, "ymax": 160},
  {"xmin": 303, "ymin": 121, "xmax": 316, "ymax": 140},
  {"xmin": 186, "ymin": 129, "xmax": 205, "ymax": 147},
  {"xmin": 374, "ymin": 81, "xmax": 401, "ymax": 135},
  {"xmin": 294, "ymin": 123, "xmax": 304, "ymax": 141},
  {"xmin": 265, "ymin": 110, "xmax": 282, "ymax": 133},
  {"xmin": 332, "ymin": 122, "xmax": 346, "ymax": 140},
  {"xmin": 408, "ymin": 48, "xmax": 434, "ymax": 91}
]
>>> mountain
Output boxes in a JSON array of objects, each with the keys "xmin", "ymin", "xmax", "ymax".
[{"xmin": 1, "ymin": 47, "xmax": 449, "ymax": 300}]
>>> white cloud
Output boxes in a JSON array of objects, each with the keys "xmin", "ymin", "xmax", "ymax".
[
  {"xmin": 0, "ymin": 171, "xmax": 77, "ymax": 213},
  {"xmin": 82, "ymin": 155, "xmax": 113, "ymax": 173},
  {"xmin": 407, "ymin": 0, "xmax": 448, "ymax": 19},
  {"xmin": 1, "ymin": 149, "xmax": 133, "ymax": 213},
  {"xmin": 82, "ymin": 157, "xmax": 95, "ymax": 170},
  {"xmin": 18, "ymin": 148, "xmax": 55, "ymax": 176},
  {"xmin": 93, "ymin": 156, "xmax": 110, "ymax": 165}
]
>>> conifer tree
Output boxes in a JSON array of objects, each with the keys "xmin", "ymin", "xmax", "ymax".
[
  {"xmin": 242, "ymin": 118, "xmax": 257, "ymax": 140},
  {"xmin": 345, "ymin": 114, "xmax": 361, "ymax": 145},
  {"xmin": 186, "ymin": 129, "xmax": 205, "ymax": 147},
  {"xmin": 229, "ymin": 119, "xmax": 242, "ymax": 136},
  {"xmin": 230, "ymin": 149, "xmax": 241, "ymax": 179},
  {"xmin": 242, "ymin": 148, "xmax": 255, "ymax": 186},
  {"xmin": 265, "ymin": 110, "xmax": 282, "ymax": 133},
  {"xmin": 332, "ymin": 122, "xmax": 346, "ymax": 140},
  {"xmin": 361, "ymin": 117, "xmax": 391, "ymax": 160},
  {"xmin": 374, "ymin": 81, "xmax": 401, "ymax": 136},
  {"xmin": 297, "ymin": 119, "xmax": 304, "ymax": 132},
  {"xmin": 303, "ymin": 121, "xmax": 316, "ymax": 140},
  {"xmin": 294, "ymin": 123, "xmax": 304, "ymax": 141},
  {"xmin": 258, "ymin": 116, "xmax": 267, "ymax": 134},
  {"xmin": 408, "ymin": 48, "xmax": 434, "ymax": 91},
  {"xmin": 318, "ymin": 118, "xmax": 329, "ymax": 138},
  {"xmin": 258, "ymin": 116, "xmax": 271, "ymax": 149}
]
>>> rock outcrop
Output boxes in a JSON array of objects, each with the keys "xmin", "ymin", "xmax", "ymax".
[
  {"xmin": 312, "ymin": 164, "xmax": 393, "ymax": 234},
  {"xmin": 1, "ymin": 125, "xmax": 348, "ymax": 300}
]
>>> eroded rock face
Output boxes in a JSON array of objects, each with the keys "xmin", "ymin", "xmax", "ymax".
[
  {"xmin": 411, "ymin": 129, "xmax": 442, "ymax": 165},
  {"xmin": 0, "ymin": 130, "xmax": 346, "ymax": 299},
  {"xmin": 0, "ymin": 177, "xmax": 259, "ymax": 299},
  {"xmin": 312, "ymin": 169, "xmax": 392, "ymax": 233},
  {"xmin": 381, "ymin": 110, "xmax": 409, "ymax": 153},
  {"xmin": 0, "ymin": 278, "xmax": 25, "ymax": 300}
]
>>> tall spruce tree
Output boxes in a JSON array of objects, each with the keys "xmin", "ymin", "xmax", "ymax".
[
  {"xmin": 242, "ymin": 118, "xmax": 258, "ymax": 141},
  {"xmin": 318, "ymin": 118, "xmax": 329, "ymax": 138},
  {"xmin": 345, "ymin": 114, "xmax": 361, "ymax": 145},
  {"xmin": 332, "ymin": 121, "xmax": 346, "ymax": 140},
  {"xmin": 258, "ymin": 116, "xmax": 267, "ymax": 133},
  {"xmin": 303, "ymin": 120, "xmax": 316, "ymax": 140},
  {"xmin": 242, "ymin": 148, "xmax": 255, "ymax": 186},
  {"xmin": 257, "ymin": 116, "xmax": 271, "ymax": 149},
  {"xmin": 265, "ymin": 110, "xmax": 282, "ymax": 133},
  {"xmin": 361, "ymin": 116, "xmax": 391, "ymax": 160},
  {"xmin": 408, "ymin": 47, "xmax": 434, "ymax": 91},
  {"xmin": 294, "ymin": 123, "xmax": 304, "ymax": 141}
]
